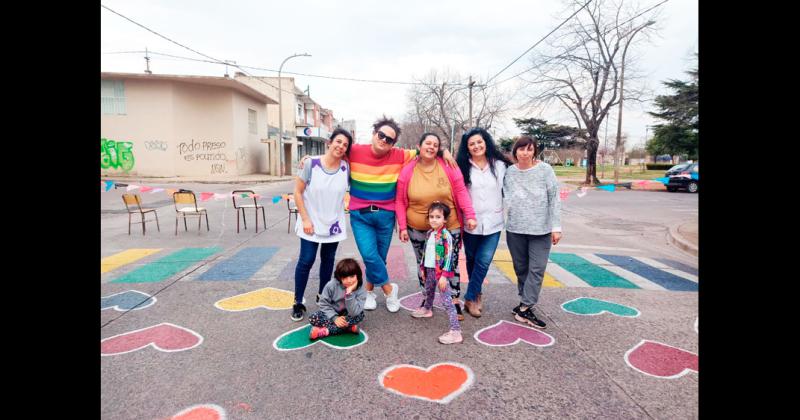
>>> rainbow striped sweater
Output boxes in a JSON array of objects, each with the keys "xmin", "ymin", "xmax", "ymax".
[{"xmin": 348, "ymin": 144, "xmax": 416, "ymax": 211}]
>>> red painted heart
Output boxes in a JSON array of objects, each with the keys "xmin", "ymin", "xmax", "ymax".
[
  {"xmin": 167, "ymin": 404, "xmax": 226, "ymax": 420},
  {"xmin": 379, "ymin": 362, "xmax": 474, "ymax": 404},
  {"xmin": 624, "ymin": 339, "xmax": 698, "ymax": 378},
  {"xmin": 101, "ymin": 322, "xmax": 203, "ymax": 356}
]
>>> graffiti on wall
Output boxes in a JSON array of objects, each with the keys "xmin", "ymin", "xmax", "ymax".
[
  {"xmin": 178, "ymin": 139, "xmax": 230, "ymax": 175},
  {"xmin": 235, "ymin": 147, "xmax": 250, "ymax": 171},
  {"xmin": 143, "ymin": 140, "xmax": 168, "ymax": 152},
  {"xmin": 101, "ymin": 138, "xmax": 135, "ymax": 172}
]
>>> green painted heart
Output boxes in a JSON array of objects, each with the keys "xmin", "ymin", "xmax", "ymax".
[
  {"xmin": 272, "ymin": 324, "xmax": 368, "ymax": 351},
  {"xmin": 561, "ymin": 297, "xmax": 640, "ymax": 317}
]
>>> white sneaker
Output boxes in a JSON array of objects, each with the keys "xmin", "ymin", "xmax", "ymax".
[
  {"xmin": 364, "ymin": 291, "xmax": 377, "ymax": 310},
  {"xmin": 385, "ymin": 282, "xmax": 400, "ymax": 313}
]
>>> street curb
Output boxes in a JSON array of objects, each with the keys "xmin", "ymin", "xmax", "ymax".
[{"xmin": 667, "ymin": 224, "xmax": 698, "ymax": 257}]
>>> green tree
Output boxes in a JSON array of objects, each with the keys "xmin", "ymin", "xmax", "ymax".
[
  {"xmin": 498, "ymin": 137, "xmax": 515, "ymax": 153},
  {"xmin": 512, "ymin": 118, "xmax": 587, "ymax": 150},
  {"xmin": 647, "ymin": 61, "xmax": 698, "ymax": 159}
]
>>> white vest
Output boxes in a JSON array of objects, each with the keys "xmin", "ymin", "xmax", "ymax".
[{"xmin": 295, "ymin": 157, "xmax": 349, "ymax": 243}]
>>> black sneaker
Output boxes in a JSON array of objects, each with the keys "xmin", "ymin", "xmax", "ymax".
[
  {"xmin": 513, "ymin": 305, "xmax": 546, "ymax": 329},
  {"xmin": 291, "ymin": 303, "xmax": 306, "ymax": 321}
]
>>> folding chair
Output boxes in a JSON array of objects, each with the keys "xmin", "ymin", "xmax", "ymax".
[
  {"xmin": 232, "ymin": 190, "xmax": 266, "ymax": 233},
  {"xmin": 173, "ymin": 190, "xmax": 209, "ymax": 235},
  {"xmin": 122, "ymin": 193, "xmax": 160, "ymax": 235},
  {"xmin": 287, "ymin": 193, "xmax": 299, "ymax": 233}
]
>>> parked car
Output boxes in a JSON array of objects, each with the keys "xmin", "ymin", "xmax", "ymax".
[
  {"xmin": 665, "ymin": 163, "xmax": 691, "ymax": 177},
  {"xmin": 666, "ymin": 162, "xmax": 699, "ymax": 193}
]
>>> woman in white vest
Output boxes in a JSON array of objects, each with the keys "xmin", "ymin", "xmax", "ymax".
[{"xmin": 290, "ymin": 128, "xmax": 352, "ymax": 322}]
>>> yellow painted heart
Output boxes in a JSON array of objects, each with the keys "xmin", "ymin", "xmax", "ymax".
[{"xmin": 214, "ymin": 287, "xmax": 294, "ymax": 311}]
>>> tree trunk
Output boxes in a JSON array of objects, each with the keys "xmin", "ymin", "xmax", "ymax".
[{"xmin": 585, "ymin": 137, "xmax": 601, "ymax": 185}]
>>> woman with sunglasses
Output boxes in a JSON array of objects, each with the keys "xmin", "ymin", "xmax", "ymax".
[
  {"xmin": 395, "ymin": 132, "xmax": 477, "ymax": 321},
  {"xmin": 455, "ymin": 127, "xmax": 514, "ymax": 317}
]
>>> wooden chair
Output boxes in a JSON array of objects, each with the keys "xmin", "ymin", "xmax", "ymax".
[
  {"xmin": 173, "ymin": 190, "xmax": 209, "ymax": 235},
  {"xmin": 287, "ymin": 193, "xmax": 299, "ymax": 233},
  {"xmin": 122, "ymin": 193, "xmax": 160, "ymax": 235},
  {"xmin": 232, "ymin": 190, "xmax": 266, "ymax": 233}
]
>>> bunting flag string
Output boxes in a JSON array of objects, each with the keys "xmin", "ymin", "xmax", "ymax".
[{"xmin": 101, "ymin": 179, "xmax": 293, "ymax": 205}]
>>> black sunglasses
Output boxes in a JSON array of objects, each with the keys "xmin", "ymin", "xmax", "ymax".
[{"xmin": 376, "ymin": 131, "xmax": 396, "ymax": 144}]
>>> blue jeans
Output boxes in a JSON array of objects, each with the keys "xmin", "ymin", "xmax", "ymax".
[
  {"xmin": 294, "ymin": 238, "xmax": 339, "ymax": 304},
  {"xmin": 462, "ymin": 231, "xmax": 501, "ymax": 302},
  {"xmin": 349, "ymin": 209, "xmax": 395, "ymax": 287}
]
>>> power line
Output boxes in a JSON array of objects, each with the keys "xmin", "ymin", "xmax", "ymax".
[
  {"xmin": 490, "ymin": 0, "xmax": 670, "ymax": 88},
  {"xmin": 485, "ymin": 0, "xmax": 593, "ymax": 86}
]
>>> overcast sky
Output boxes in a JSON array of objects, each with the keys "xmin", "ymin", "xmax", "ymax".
[{"xmin": 101, "ymin": 0, "xmax": 697, "ymax": 147}]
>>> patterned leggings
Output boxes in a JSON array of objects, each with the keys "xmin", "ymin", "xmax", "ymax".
[
  {"xmin": 408, "ymin": 227, "xmax": 462, "ymax": 300},
  {"xmin": 423, "ymin": 268, "xmax": 461, "ymax": 331},
  {"xmin": 308, "ymin": 310, "xmax": 365, "ymax": 335}
]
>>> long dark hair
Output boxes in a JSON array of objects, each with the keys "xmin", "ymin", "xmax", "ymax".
[{"xmin": 456, "ymin": 127, "xmax": 513, "ymax": 186}]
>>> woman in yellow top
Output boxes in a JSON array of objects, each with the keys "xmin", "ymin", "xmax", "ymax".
[{"xmin": 395, "ymin": 132, "xmax": 477, "ymax": 320}]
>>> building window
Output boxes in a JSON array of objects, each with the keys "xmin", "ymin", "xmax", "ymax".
[
  {"xmin": 248, "ymin": 109, "xmax": 257, "ymax": 134},
  {"xmin": 101, "ymin": 80, "xmax": 126, "ymax": 115}
]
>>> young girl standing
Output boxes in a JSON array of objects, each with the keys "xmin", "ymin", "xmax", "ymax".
[{"xmin": 410, "ymin": 202, "xmax": 463, "ymax": 344}]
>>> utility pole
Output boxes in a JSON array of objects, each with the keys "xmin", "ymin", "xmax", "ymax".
[
  {"xmin": 614, "ymin": 20, "xmax": 655, "ymax": 184},
  {"xmin": 278, "ymin": 53, "xmax": 311, "ymax": 176},
  {"xmin": 602, "ymin": 115, "xmax": 609, "ymax": 179},
  {"xmin": 223, "ymin": 60, "xmax": 236, "ymax": 78},
  {"xmin": 467, "ymin": 76, "xmax": 476, "ymax": 128},
  {"xmin": 144, "ymin": 47, "xmax": 152, "ymax": 74}
]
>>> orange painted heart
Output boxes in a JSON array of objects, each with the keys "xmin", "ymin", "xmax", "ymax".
[
  {"xmin": 379, "ymin": 362, "xmax": 474, "ymax": 404},
  {"xmin": 167, "ymin": 404, "xmax": 226, "ymax": 420}
]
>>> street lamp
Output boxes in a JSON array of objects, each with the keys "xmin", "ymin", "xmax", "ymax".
[{"xmin": 278, "ymin": 53, "xmax": 311, "ymax": 176}]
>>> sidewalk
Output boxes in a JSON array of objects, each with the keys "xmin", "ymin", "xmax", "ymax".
[
  {"xmin": 668, "ymin": 221, "xmax": 698, "ymax": 256},
  {"xmin": 101, "ymin": 173, "xmax": 294, "ymax": 185}
]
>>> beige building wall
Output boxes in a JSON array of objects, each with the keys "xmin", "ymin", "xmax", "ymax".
[
  {"xmin": 101, "ymin": 79, "xmax": 175, "ymax": 177},
  {"xmin": 171, "ymin": 83, "xmax": 234, "ymax": 177},
  {"xmin": 231, "ymin": 92, "xmax": 268, "ymax": 175}
]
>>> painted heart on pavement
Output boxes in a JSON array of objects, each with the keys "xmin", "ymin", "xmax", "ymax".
[
  {"xmin": 101, "ymin": 290, "xmax": 156, "ymax": 311},
  {"xmin": 473, "ymin": 320, "xmax": 555, "ymax": 347},
  {"xmin": 214, "ymin": 287, "xmax": 294, "ymax": 312},
  {"xmin": 398, "ymin": 291, "xmax": 445, "ymax": 311},
  {"xmin": 167, "ymin": 404, "xmax": 226, "ymax": 420},
  {"xmin": 379, "ymin": 362, "xmax": 474, "ymax": 404},
  {"xmin": 272, "ymin": 324, "xmax": 368, "ymax": 351},
  {"xmin": 561, "ymin": 297, "xmax": 640, "ymax": 317},
  {"xmin": 624, "ymin": 339, "xmax": 698, "ymax": 379},
  {"xmin": 101, "ymin": 322, "xmax": 203, "ymax": 356}
]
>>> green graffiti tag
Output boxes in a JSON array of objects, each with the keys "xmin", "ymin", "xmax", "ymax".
[{"xmin": 101, "ymin": 138, "xmax": 135, "ymax": 172}]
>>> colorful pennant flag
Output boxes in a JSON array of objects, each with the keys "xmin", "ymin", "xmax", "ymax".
[
  {"xmin": 139, "ymin": 186, "xmax": 153, "ymax": 193},
  {"xmin": 576, "ymin": 187, "xmax": 588, "ymax": 198},
  {"xmin": 150, "ymin": 188, "xmax": 164, "ymax": 194},
  {"xmin": 634, "ymin": 180, "xmax": 650, "ymax": 187},
  {"xmin": 559, "ymin": 188, "xmax": 570, "ymax": 201},
  {"xmin": 653, "ymin": 177, "xmax": 670, "ymax": 184},
  {"xmin": 213, "ymin": 193, "xmax": 228, "ymax": 200},
  {"xmin": 105, "ymin": 181, "xmax": 114, "ymax": 192},
  {"xmin": 126, "ymin": 184, "xmax": 140, "ymax": 191},
  {"xmin": 691, "ymin": 173, "xmax": 699, "ymax": 180},
  {"xmin": 200, "ymin": 192, "xmax": 215, "ymax": 201},
  {"xmin": 272, "ymin": 196, "xmax": 282, "ymax": 204},
  {"xmin": 597, "ymin": 184, "xmax": 616, "ymax": 192}
]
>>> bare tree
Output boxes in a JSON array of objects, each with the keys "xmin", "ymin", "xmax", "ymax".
[
  {"xmin": 520, "ymin": 0, "xmax": 659, "ymax": 185},
  {"xmin": 404, "ymin": 69, "xmax": 510, "ymax": 152}
]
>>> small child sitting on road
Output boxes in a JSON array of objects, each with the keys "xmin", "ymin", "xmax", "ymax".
[
  {"xmin": 410, "ymin": 202, "xmax": 462, "ymax": 344},
  {"xmin": 309, "ymin": 258, "xmax": 366, "ymax": 340}
]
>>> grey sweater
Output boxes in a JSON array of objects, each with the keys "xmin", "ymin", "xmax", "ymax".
[
  {"xmin": 318, "ymin": 279, "xmax": 366, "ymax": 321},
  {"xmin": 503, "ymin": 162, "xmax": 562, "ymax": 235}
]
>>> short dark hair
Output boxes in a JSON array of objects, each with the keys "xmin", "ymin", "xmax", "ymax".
[
  {"xmin": 511, "ymin": 135, "xmax": 538, "ymax": 162},
  {"xmin": 427, "ymin": 201, "xmax": 451, "ymax": 220},
  {"xmin": 329, "ymin": 127, "xmax": 353, "ymax": 155},
  {"xmin": 334, "ymin": 258, "xmax": 363, "ymax": 289},
  {"xmin": 372, "ymin": 115, "xmax": 401, "ymax": 140}
]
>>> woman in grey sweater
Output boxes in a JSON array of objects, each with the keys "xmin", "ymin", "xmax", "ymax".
[{"xmin": 503, "ymin": 136, "xmax": 562, "ymax": 329}]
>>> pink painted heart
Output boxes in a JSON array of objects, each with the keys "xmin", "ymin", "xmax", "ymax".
[
  {"xmin": 167, "ymin": 404, "xmax": 226, "ymax": 420},
  {"xmin": 624, "ymin": 339, "xmax": 698, "ymax": 379},
  {"xmin": 473, "ymin": 320, "xmax": 555, "ymax": 347},
  {"xmin": 101, "ymin": 322, "xmax": 203, "ymax": 356},
  {"xmin": 399, "ymin": 291, "xmax": 445, "ymax": 311}
]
